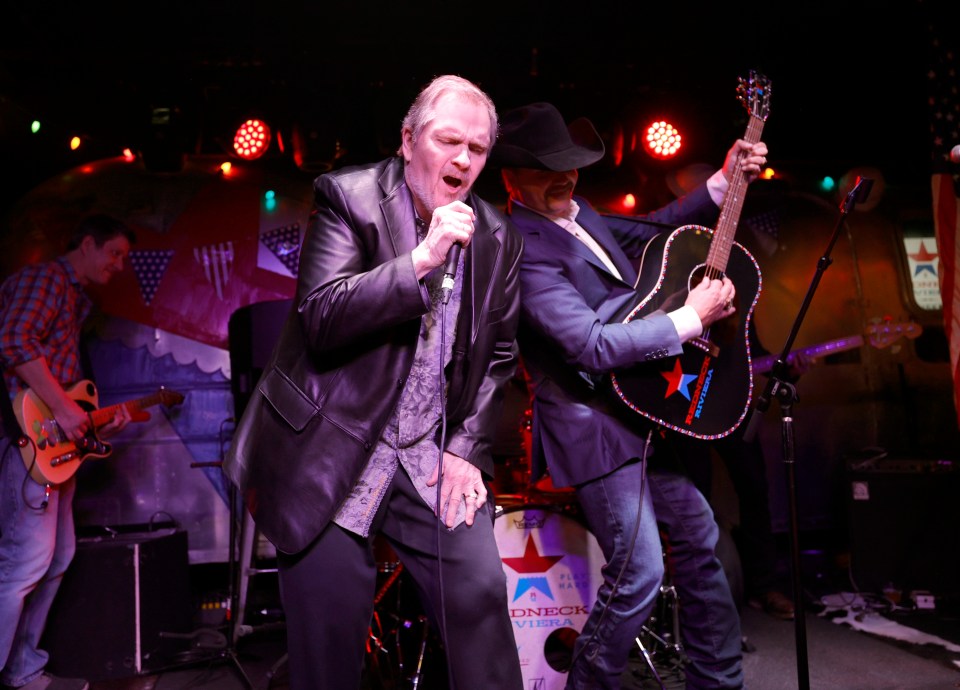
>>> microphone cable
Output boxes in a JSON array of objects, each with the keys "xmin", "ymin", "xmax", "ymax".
[
  {"xmin": 433, "ymin": 295, "xmax": 453, "ymax": 688},
  {"xmin": 432, "ymin": 237, "xmax": 464, "ymax": 671}
]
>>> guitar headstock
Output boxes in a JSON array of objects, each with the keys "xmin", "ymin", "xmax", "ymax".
[
  {"xmin": 159, "ymin": 388, "xmax": 186, "ymax": 407},
  {"xmin": 737, "ymin": 70, "xmax": 771, "ymax": 122},
  {"xmin": 866, "ymin": 319, "xmax": 922, "ymax": 349}
]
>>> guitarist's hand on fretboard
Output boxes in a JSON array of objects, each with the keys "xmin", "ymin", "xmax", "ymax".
[
  {"xmin": 722, "ymin": 139, "xmax": 768, "ymax": 184},
  {"xmin": 98, "ymin": 403, "xmax": 133, "ymax": 440},
  {"xmin": 786, "ymin": 351, "xmax": 816, "ymax": 378}
]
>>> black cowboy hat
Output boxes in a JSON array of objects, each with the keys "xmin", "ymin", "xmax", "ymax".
[{"xmin": 491, "ymin": 102, "xmax": 605, "ymax": 171}]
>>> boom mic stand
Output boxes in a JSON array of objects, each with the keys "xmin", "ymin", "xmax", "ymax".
[{"xmin": 742, "ymin": 176, "xmax": 873, "ymax": 690}]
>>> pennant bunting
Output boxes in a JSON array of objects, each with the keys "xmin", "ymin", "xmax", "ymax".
[
  {"xmin": 129, "ymin": 249, "xmax": 175, "ymax": 306},
  {"xmin": 260, "ymin": 223, "xmax": 302, "ymax": 277}
]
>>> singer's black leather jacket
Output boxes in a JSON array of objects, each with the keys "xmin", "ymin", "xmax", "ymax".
[{"xmin": 223, "ymin": 156, "xmax": 522, "ymax": 554}]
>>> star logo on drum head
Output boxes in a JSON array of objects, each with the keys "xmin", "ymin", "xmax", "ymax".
[{"xmin": 501, "ymin": 536, "xmax": 565, "ymax": 601}]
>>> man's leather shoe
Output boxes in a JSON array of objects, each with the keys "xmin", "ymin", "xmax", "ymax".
[{"xmin": 749, "ymin": 590, "xmax": 795, "ymax": 620}]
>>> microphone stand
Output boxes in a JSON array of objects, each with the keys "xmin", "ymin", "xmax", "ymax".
[{"xmin": 742, "ymin": 176, "xmax": 873, "ymax": 690}]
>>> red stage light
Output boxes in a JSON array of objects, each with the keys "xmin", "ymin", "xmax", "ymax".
[
  {"xmin": 233, "ymin": 119, "xmax": 272, "ymax": 160},
  {"xmin": 644, "ymin": 120, "xmax": 682, "ymax": 159}
]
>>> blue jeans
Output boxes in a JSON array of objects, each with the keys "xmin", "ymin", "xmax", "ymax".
[
  {"xmin": 567, "ymin": 457, "xmax": 743, "ymax": 689},
  {"xmin": 0, "ymin": 438, "xmax": 78, "ymax": 688}
]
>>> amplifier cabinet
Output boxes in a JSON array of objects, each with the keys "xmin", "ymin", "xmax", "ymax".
[
  {"xmin": 848, "ymin": 465, "xmax": 960, "ymax": 596},
  {"xmin": 42, "ymin": 529, "xmax": 192, "ymax": 680}
]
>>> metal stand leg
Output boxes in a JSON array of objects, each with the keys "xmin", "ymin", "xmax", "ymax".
[
  {"xmin": 631, "ymin": 535, "xmax": 689, "ymax": 690},
  {"xmin": 234, "ymin": 506, "xmax": 259, "ymax": 644},
  {"xmin": 155, "ymin": 466, "xmax": 257, "ymax": 689}
]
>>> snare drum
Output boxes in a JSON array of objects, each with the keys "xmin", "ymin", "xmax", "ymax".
[{"xmin": 495, "ymin": 502, "xmax": 604, "ymax": 690}]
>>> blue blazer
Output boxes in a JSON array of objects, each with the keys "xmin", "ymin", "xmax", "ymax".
[{"xmin": 509, "ymin": 187, "xmax": 720, "ymax": 487}]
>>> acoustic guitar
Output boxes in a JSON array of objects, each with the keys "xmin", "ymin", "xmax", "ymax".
[
  {"xmin": 610, "ymin": 71, "xmax": 771, "ymax": 439},
  {"xmin": 13, "ymin": 379, "xmax": 184, "ymax": 485}
]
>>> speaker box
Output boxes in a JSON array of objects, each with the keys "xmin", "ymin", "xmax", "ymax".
[
  {"xmin": 228, "ymin": 298, "xmax": 292, "ymax": 418},
  {"xmin": 848, "ymin": 463, "xmax": 960, "ymax": 595},
  {"xmin": 42, "ymin": 529, "xmax": 192, "ymax": 681}
]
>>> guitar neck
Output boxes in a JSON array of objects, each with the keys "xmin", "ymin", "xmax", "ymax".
[
  {"xmin": 707, "ymin": 115, "xmax": 765, "ymax": 273},
  {"xmin": 752, "ymin": 335, "xmax": 865, "ymax": 375},
  {"xmin": 89, "ymin": 392, "xmax": 163, "ymax": 428}
]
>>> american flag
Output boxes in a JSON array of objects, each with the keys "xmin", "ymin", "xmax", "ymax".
[{"xmin": 928, "ymin": 16, "xmax": 960, "ymax": 428}]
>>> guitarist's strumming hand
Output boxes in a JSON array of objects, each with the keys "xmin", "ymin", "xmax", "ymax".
[
  {"xmin": 684, "ymin": 275, "xmax": 737, "ymax": 334},
  {"xmin": 722, "ymin": 139, "xmax": 768, "ymax": 184},
  {"xmin": 48, "ymin": 396, "xmax": 92, "ymax": 443}
]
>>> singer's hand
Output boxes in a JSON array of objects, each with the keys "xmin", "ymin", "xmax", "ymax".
[
  {"xmin": 427, "ymin": 452, "xmax": 487, "ymax": 528},
  {"xmin": 411, "ymin": 201, "xmax": 475, "ymax": 279}
]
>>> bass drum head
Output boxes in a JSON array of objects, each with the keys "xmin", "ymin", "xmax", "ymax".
[{"xmin": 495, "ymin": 503, "xmax": 604, "ymax": 690}]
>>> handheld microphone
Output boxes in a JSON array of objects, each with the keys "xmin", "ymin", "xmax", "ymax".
[{"xmin": 440, "ymin": 242, "xmax": 462, "ymax": 305}]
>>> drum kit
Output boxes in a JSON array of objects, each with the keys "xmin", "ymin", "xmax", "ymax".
[{"xmin": 363, "ymin": 392, "xmax": 688, "ymax": 690}]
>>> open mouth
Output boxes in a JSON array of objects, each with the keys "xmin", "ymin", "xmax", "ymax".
[{"xmin": 443, "ymin": 175, "xmax": 463, "ymax": 189}]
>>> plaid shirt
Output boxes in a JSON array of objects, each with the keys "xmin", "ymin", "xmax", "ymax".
[{"xmin": 0, "ymin": 256, "xmax": 91, "ymax": 398}]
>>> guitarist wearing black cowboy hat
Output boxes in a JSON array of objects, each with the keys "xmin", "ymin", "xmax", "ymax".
[{"xmin": 491, "ymin": 101, "xmax": 768, "ymax": 689}]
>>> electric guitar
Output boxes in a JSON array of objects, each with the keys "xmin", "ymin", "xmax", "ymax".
[
  {"xmin": 13, "ymin": 379, "xmax": 184, "ymax": 485},
  {"xmin": 610, "ymin": 71, "xmax": 771, "ymax": 440},
  {"xmin": 752, "ymin": 319, "xmax": 921, "ymax": 376}
]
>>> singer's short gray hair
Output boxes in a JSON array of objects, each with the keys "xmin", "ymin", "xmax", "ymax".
[{"xmin": 397, "ymin": 75, "xmax": 498, "ymax": 155}]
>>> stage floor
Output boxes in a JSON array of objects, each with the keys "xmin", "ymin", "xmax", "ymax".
[{"xmin": 83, "ymin": 591, "xmax": 960, "ymax": 690}]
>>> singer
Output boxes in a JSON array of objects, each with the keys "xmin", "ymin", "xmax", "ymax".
[{"xmin": 222, "ymin": 75, "xmax": 524, "ymax": 690}]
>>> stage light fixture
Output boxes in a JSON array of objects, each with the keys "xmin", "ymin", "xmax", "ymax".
[
  {"xmin": 643, "ymin": 120, "xmax": 682, "ymax": 159},
  {"xmin": 233, "ymin": 119, "xmax": 272, "ymax": 160}
]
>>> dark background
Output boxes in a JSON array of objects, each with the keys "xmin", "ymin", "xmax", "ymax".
[{"xmin": 0, "ymin": 1, "xmax": 946, "ymax": 216}]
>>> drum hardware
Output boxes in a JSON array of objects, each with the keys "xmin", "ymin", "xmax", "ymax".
[
  {"xmin": 631, "ymin": 535, "xmax": 689, "ymax": 690},
  {"xmin": 365, "ymin": 559, "xmax": 437, "ymax": 690},
  {"xmin": 632, "ymin": 579, "xmax": 688, "ymax": 689}
]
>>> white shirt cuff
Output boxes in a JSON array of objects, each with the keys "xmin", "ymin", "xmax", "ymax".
[
  {"xmin": 706, "ymin": 169, "xmax": 728, "ymax": 206},
  {"xmin": 667, "ymin": 305, "xmax": 703, "ymax": 342}
]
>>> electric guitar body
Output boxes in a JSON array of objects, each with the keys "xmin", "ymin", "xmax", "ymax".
[{"xmin": 13, "ymin": 379, "xmax": 184, "ymax": 485}]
